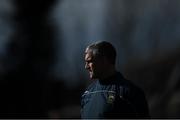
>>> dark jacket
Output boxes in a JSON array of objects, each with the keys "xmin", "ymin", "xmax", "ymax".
[{"xmin": 81, "ymin": 72, "xmax": 149, "ymax": 119}]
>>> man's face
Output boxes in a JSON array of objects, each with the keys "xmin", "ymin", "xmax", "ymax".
[{"xmin": 84, "ymin": 49, "xmax": 105, "ymax": 79}]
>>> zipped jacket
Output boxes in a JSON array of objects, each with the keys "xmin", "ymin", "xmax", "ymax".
[{"xmin": 81, "ymin": 72, "xmax": 149, "ymax": 119}]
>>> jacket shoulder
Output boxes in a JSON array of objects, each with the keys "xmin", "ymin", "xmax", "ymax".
[{"xmin": 85, "ymin": 80, "xmax": 97, "ymax": 92}]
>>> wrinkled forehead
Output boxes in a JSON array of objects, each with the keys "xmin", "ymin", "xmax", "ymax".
[
  {"xmin": 85, "ymin": 47, "xmax": 92, "ymax": 53},
  {"xmin": 85, "ymin": 47, "xmax": 97, "ymax": 61},
  {"xmin": 85, "ymin": 47, "xmax": 98, "ymax": 56},
  {"xmin": 85, "ymin": 48, "xmax": 93, "ymax": 57},
  {"xmin": 85, "ymin": 47, "xmax": 103, "ymax": 61}
]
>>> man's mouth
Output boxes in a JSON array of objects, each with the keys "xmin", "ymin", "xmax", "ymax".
[
  {"xmin": 89, "ymin": 72, "xmax": 93, "ymax": 79},
  {"xmin": 89, "ymin": 71, "xmax": 93, "ymax": 76}
]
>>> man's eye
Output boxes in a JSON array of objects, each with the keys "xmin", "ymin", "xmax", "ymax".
[{"xmin": 86, "ymin": 61, "xmax": 92, "ymax": 64}]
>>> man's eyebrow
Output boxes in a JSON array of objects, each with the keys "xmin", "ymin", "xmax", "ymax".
[{"xmin": 85, "ymin": 56, "xmax": 93, "ymax": 61}]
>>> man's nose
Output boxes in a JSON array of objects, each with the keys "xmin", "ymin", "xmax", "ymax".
[{"xmin": 85, "ymin": 63, "xmax": 89, "ymax": 70}]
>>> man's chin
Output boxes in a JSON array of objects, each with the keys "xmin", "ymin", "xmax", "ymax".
[
  {"xmin": 90, "ymin": 77, "xmax": 95, "ymax": 80},
  {"xmin": 89, "ymin": 72, "xmax": 97, "ymax": 79},
  {"xmin": 90, "ymin": 75, "xmax": 97, "ymax": 80}
]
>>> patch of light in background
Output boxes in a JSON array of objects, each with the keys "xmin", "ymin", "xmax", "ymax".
[
  {"xmin": 0, "ymin": 0, "xmax": 15, "ymax": 55},
  {"xmin": 51, "ymin": 0, "xmax": 109, "ymax": 87},
  {"xmin": 0, "ymin": 0, "xmax": 15, "ymax": 73},
  {"xmin": 157, "ymin": 0, "xmax": 180, "ymax": 56},
  {"xmin": 49, "ymin": 0, "xmax": 180, "ymax": 88}
]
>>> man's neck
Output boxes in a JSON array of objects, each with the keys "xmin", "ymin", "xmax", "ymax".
[{"xmin": 99, "ymin": 67, "xmax": 117, "ymax": 80}]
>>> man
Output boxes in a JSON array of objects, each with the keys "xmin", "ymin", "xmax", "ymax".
[{"xmin": 81, "ymin": 41, "xmax": 150, "ymax": 119}]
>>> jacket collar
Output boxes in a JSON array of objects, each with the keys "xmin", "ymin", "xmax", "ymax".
[{"xmin": 98, "ymin": 72, "xmax": 124, "ymax": 85}]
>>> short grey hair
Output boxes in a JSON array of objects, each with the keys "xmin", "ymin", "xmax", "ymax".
[{"xmin": 86, "ymin": 41, "xmax": 116, "ymax": 65}]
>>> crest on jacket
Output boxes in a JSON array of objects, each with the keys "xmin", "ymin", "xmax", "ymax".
[{"xmin": 107, "ymin": 92, "xmax": 115, "ymax": 104}]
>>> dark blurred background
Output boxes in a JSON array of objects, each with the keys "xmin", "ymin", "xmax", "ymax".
[{"xmin": 0, "ymin": 0, "xmax": 180, "ymax": 118}]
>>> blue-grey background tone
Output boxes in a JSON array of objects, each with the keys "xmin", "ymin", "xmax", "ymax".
[{"xmin": 0, "ymin": 0, "xmax": 180, "ymax": 118}]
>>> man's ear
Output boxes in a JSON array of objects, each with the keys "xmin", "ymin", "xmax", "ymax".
[{"xmin": 102, "ymin": 56, "xmax": 109, "ymax": 64}]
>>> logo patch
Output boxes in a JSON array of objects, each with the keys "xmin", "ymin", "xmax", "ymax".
[{"xmin": 107, "ymin": 93, "xmax": 115, "ymax": 104}]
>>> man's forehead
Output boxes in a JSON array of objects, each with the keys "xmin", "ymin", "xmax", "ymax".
[
  {"xmin": 85, "ymin": 47, "xmax": 92, "ymax": 53},
  {"xmin": 85, "ymin": 49, "xmax": 94, "ymax": 59},
  {"xmin": 85, "ymin": 51, "xmax": 92, "ymax": 58},
  {"xmin": 85, "ymin": 48, "xmax": 93, "ymax": 56}
]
